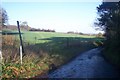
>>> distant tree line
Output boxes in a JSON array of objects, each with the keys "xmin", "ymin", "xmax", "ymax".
[
  {"xmin": 2, "ymin": 25, "xmax": 31, "ymax": 31},
  {"xmin": 29, "ymin": 28, "xmax": 55, "ymax": 32},
  {"xmin": 96, "ymin": 32, "xmax": 104, "ymax": 38},
  {"xmin": 67, "ymin": 31, "xmax": 103, "ymax": 37},
  {"xmin": 67, "ymin": 31, "xmax": 84, "ymax": 35}
]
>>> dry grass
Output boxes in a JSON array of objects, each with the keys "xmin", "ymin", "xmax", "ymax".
[
  {"xmin": 2, "ymin": 35, "xmax": 49, "ymax": 78},
  {"xmin": 1, "ymin": 33, "xmax": 102, "ymax": 78}
]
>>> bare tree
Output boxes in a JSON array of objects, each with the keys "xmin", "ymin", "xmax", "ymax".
[{"xmin": 0, "ymin": 7, "xmax": 8, "ymax": 27}]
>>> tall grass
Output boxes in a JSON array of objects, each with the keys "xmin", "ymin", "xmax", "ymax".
[
  {"xmin": 2, "ymin": 35, "xmax": 49, "ymax": 78},
  {"xmin": 2, "ymin": 31, "xmax": 103, "ymax": 78}
]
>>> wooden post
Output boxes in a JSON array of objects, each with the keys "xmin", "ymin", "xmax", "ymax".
[
  {"xmin": 17, "ymin": 21, "xmax": 24, "ymax": 64},
  {"xmin": 35, "ymin": 37, "xmax": 37, "ymax": 44},
  {"xmin": 67, "ymin": 38, "xmax": 69, "ymax": 47}
]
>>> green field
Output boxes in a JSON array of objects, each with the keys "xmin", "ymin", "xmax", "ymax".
[
  {"xmin": 21, "ymin": 31, "xmax": 96, "ymax": 43},
  {"xmin": 3, "ymin": 31, "xmax": 103, "ymax": 66},
  {"xmin": 20, "ymin": 31, "xmax": 103, "ymax": 65},
  {"xmin": 2, "ymin": 31, "xmax": 103, "ymax": 78}
]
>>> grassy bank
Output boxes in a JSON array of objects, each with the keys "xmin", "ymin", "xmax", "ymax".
[
  {"xmin": 101, "ymin": 38, "xmax": 120, "ymax": 69},
  {"xmin": 2, "ymin": 31, "xmax": 103, "ymax": 78},
  {"xmin": 102, "ymin": 49, "xmax": 120, "ymax": 68}
]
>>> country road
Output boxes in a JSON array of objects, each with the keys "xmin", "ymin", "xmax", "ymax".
[{"xmin": 47, "ymin": 48, "xmax": 120, "ymax": 78}]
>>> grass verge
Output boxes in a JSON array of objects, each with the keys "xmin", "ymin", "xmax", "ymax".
[{"xmin": 2, "ymin": 31, "xmax": 103, "ymax": 78}]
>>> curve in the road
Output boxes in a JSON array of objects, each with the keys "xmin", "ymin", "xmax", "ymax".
[{"xmin": 48, "ymin": 48, "xmax": 120, "ymax": 78}]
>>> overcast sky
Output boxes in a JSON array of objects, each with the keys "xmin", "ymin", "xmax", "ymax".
[{"xmin": 2, "ymin": 1, "xmax": 104, "ymax": 33}]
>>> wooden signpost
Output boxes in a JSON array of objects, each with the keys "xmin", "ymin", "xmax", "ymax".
[{"xmin": 17, "ymin": 21, "xmax": 24, "ymax": 64}]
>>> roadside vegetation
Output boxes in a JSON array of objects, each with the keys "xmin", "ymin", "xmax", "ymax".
[
  {"xmin": 95, "ymin": 2, "xmax": 120, "ymax": 68},
  {"xmin": 0, "ymin": 6, "xmax": 105, "ymax": 78},
  {"xmin": 1, "ymin": 30, "xmax": 103, "ymax": 78}
]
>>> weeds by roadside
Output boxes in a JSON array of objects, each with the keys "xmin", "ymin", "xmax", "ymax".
[{"xmin": 1, "ymin": 33, "xmax": 103, "ymax": 78}]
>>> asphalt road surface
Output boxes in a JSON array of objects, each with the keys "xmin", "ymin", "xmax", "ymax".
[{"xmin": 48, "ymin": 48, "xmax": 120, "ymax": 78}]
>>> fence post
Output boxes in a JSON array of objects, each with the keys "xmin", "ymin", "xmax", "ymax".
[
  {"xmin": 35, "ymin": 37, "xmax": 37, "ymax": 44},
  {"xmin": 17, "ymin": 21, "xmax": 24, "ymax": 64},
  {"xmin": 67, "ymin": 38, "xmax": 69, "ymax": 47}
]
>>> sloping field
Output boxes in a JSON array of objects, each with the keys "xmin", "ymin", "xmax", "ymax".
[
  {"xmin": 21, "ymin": 31, "xmax": 96, "ymax": 44},
  {"xmin": 2, "ymin": 31, "xmax": 103, "ymax": 78}
]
